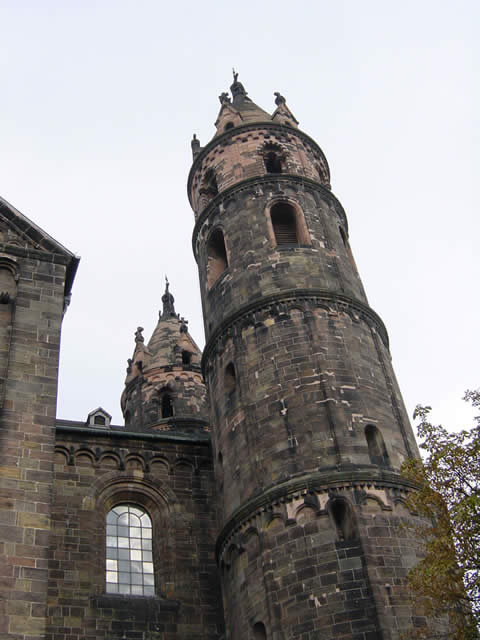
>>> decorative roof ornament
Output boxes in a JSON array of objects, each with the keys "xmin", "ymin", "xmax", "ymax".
[
  {"xmin": 271, "ymin": 91, "xmax": 299, "ymax": 127},
  {"xmin": 191, "ymin": 133, "xmax": 201, "ymax": 155},
  {"xmin": 219, "ymin": 92, "xmax": 231, "ymax": 105},
  {"xmin": 161, "ymin": 276, "xmax": 176, "ymax": 318},
  {"xmin": 230, "ymin": 68, "xmax": 248, "ymax": 101},
  {"xmin": 135, "ymin": 327, "xmax": 144, "ymax": 343}
]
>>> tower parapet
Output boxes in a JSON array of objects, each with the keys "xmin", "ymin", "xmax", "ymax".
[{"xmin": 190, "ymin": 76, "xmax": 428, "ymax": 640}]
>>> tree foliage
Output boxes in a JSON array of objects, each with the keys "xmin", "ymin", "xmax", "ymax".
[{"xmin": 402, "ymin": 389, "xmax": 480, "ymax": 639}]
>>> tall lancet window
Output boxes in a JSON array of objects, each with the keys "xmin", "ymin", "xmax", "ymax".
[
  {"xmin": 161, "ymin": 393, "xmax": 174, "ymax": 418},
  {"xmin": 105, "ymin": 505, "xmax": 154, "ymax": 595},
  {"xmin": 365, "ymin": 424, "xmax": 390, "ymax": 467},
  {"xmin": 207, "ymin": 228, "xmax": 228, "ymax": 289},
  {"xmin": 271, "ymin": 202, "xmax": 298, "ymax": 245}
]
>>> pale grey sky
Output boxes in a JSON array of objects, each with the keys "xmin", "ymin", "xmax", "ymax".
[{"xmin": 0, "ymin": 0, "xmax": 478, "ymax": 431}]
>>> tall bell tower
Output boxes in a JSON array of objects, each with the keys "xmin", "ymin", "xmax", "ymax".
[{"xmin": 189, "ymin": 75, "xmax": 425, "ymax": 640}]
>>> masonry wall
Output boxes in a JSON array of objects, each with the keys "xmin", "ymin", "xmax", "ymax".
[
  {"xmin": 0, "ymin": 248, "xmax": 69, "ymax": 640},
  {"xmin": 122, "ymin": 365, "xmax": 208, "ymax": 433},
  {"xmin": 47, "ymin": 427, "xmax": 224, "ymax": 640},
  {"xmin": 189, "ymin": 125, "xmax": 331, "ymax": 216},
  {"xmin": 206, "ymin": 305, "xmax": 417, "ymax": 524},
  {"xmin": 194, "ymin": 181, "xmax": 367, "ymax": 343},
  {"xmin": 218, "ymin": 489, "xmax": 428, "ymax": 640}
]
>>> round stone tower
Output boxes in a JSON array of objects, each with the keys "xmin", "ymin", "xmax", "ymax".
[{"xmin": 189, "ymin": 75, "xmax": 427, "ymax": 640}]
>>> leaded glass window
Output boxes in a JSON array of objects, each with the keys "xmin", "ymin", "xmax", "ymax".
[{"xmin": 105, "ymin": 504, "xmax": 154, "ymax": 596}]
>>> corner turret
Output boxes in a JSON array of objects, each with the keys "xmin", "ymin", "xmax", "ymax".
[{"xmin": 121, "ymin": 279, "xmax": 209, "ymax": 433}]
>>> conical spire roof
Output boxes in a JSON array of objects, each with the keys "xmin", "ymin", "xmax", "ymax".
[
  {"xmin": 124, "ymin": 279, "xmax": 202, "ymax": 384},
  {"xmin": 213, "ymin": 72, "xmax": 273, "ymax": 138},
  {"xmin": 228, "ymin": 71, "xmax": 271, "ymax": 122}
]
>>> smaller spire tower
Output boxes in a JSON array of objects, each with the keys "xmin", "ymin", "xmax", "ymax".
[{"xmin": 121, "ymin": 280, "xmax": 208, "ymax": 433}]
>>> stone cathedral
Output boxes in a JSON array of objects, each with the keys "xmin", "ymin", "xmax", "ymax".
[{"xmin": 0, "ymin": 76, "xmax": 433, "ymax": 640}]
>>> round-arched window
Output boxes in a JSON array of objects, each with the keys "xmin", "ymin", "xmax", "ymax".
[{"xmin": 105, "ymin": 504, "xmax": 154, "ymax": 595}]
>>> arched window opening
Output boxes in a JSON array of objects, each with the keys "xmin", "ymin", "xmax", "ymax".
[
  {"xmin": 224, "ymin": 121, "xmax": 234, "ymax": 131},
  {"xmin": 207, "ymin": 228, "xmax": 228, "ymax": 289},
  {"xmin": 182, "ymin": 350, "xmax": 192, "ymax": 365},
  {"xmin": 365, "ymin": 424, "xmax": 390, "ymax": 467},
  {"xmin": 0, "ymin": 265, "xmax": 16, "ymax": 385},
  {"xmin": 253, "ymin": 622, "xmax": 267, "ymax": 640},
  {"xmin": 106, "ymin": 504, "xmax": 154, "ymax": 596},
  {"xmin": 264, "ymin": 151, "xmax": 282, "ymax": 174},
  {"xmin": 217, "ymin": 451, "xmax": 224, "ymax": 489},
  {"xmin": 331, "ymin": 499, "xmax": 356, "ymax": 542},
  {"xmin": 271, "ymin": 202, "xmax": 298, "ymax": 246},
  {"xmin": 94, "ymin": 415, "xmax": 106, "ymax": 426},
  {"xmin": 225, "ymin": 362, "xmax": 236, "ymax": 394},
  {"xmin": 0, "ymin": 266, "xmax": 16, "ymax": 304},
  {"xmin": 338, "ymin": 225, "xmax": 356, "ymax": 268},
  {"xmin": 124, "ymin": 410, "xmax": 131, "ymax": 426},
  {"xmin": 204, "ymin": 169, "xmax": 218, "ymax": 197},
  {"xmin": 161, "ymin": 394, "xmax": 173, "ymax": 419}
]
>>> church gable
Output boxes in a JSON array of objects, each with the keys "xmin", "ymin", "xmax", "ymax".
[
  {"xmin": 0, "ymin": 196, "xmax": 76, "ymax": 258},
  {"xmin": 0, "ymin": 196, "xmax": 79, "ymax": 296}
]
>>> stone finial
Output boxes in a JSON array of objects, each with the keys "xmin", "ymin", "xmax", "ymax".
[
  {"xmin": 230, "ymin": 69, "xmax": 247, "ymax": 100},
  {"xmin": 135, "ymin": 327, "xmax": 144, "ymax": 343},
  {"xmin": 274, "ymin": 91, "xmax": 286, "ymax": 106},
  {"xmin": 191, "ymin": 133, "xmax": 201, "ymax": 157},
  {"xmin": 219, "ymin": 92, "xmax": 231, "ymax": 105},
  {"xmin": 161, "ymin": 277, "xmax": 176, "ymax": 318}
]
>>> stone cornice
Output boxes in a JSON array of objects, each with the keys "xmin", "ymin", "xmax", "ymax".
[
  {"xmin": 55, "ymin": 422, "xmax": 211, "ymax": 445},
  {"xmin": 0, "ymin": 197, "xmax": 80, "ymax": 298},
  {"xmin": 201, "ymin": 288, "xmax": 389, "ymax": 374},
  {"xmin": 0, "ymin": 243, "xmax": 70, "ymax": 265},
  {"xmin": 191, "ymin": 174, "xmax": 348, "ymax": 261},
  {"xmin": 0, "ymin": 243, "xmax": 80, "ymax": 300},
  {"xmin": 187, "ymin": 122, "xmax": 331, "ymax": 207},
  {"xmin": 215, "ymin": 466, "xmax": 418, "ymax": 561}
]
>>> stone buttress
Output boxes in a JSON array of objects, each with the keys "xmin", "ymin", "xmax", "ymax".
[{"xmin": 188, "ymin": 75, "xmax": 430, "ymax": 640}]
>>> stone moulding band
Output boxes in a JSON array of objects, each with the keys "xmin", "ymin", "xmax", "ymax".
[
  {"xmin": 215, "ymin": 466, "xmax": 418, "ymax": 563},
  {"xmin": 187, "ymin": 121, "xmax": 331, "ymax": 205},
  {"xmin": 55, "ymin": 423, "xmax": 211, "ymax": 445},
  {"xmin": 191, "ymin": 174, "xmax": 348, "ymax": 258},
  {"xmin": 201, "ymin": 288, "xmax": 390, "ymax": 375}
]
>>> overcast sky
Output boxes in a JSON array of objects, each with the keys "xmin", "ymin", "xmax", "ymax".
[{"xmin": 0, "ymin": 1, "xmax": 478, "ymax": 434}]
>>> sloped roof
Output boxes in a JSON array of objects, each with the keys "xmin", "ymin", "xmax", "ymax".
[{"xmin": 0, "ymin": 196, "xmax": 79, "ymax": 296}]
